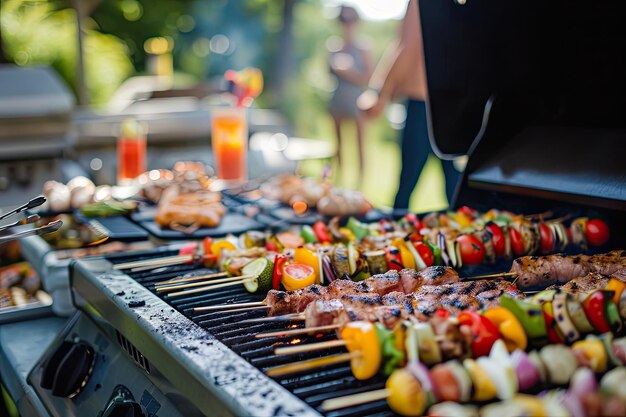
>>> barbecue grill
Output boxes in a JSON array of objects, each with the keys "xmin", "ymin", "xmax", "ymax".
[{"xmin": 24, "ymin": 1, "xmax": 626, "ymax": 417}]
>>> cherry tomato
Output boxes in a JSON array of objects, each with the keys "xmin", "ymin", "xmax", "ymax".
[
  {"xmin": 412, "ymin": 241, "xmax": 434, "ymax": 267},
  {"xmin": 539, "ymin": 223, "xmax": 555, "ymax": 254},
  {"xmin": 312, "ymin": 221, "xmax": 332, "ymax": 244},
  {"xmin": 485, "ymin": 222, "xmax": 505, "ymax": 258},
  {"xmin": 586, "ymin": 219, "xmax": 610, "ymax": 246},
  {"xmin": 456, "ymin": 234, "xmax": 485, "ymax": 265},
  {"xmin": 509, "ymin": 227, "xmax": 525, "ymax": 256},
  {"xmin": 265, "ymin": 239, "xmax": 279, "ymax": 252}
]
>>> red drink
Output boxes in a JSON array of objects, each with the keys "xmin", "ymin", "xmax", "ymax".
[
  {"xmin": 117, "ymin": 119, "xmax": 146, "ymax": 184},
  {"xmin": 211, "ymin": 108, "xmax": 247, "ymax": 181}
]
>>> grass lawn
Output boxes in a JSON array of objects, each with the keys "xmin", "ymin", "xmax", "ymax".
[{"xmin": 298, "ymin": 114, "xmax": 449, "ymax": 213}]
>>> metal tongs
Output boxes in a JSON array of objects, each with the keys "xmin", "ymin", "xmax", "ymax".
[
  {"xmin": 0, "ymin": 219, "xmax": 63, "ymax": 245},
  {"xmin": 0, "ymin": 196, "xmax": 46, "ymax": 221},
  {"xmin": 0, "ymin": 196, "xmax": 63, "ymax": 245}
]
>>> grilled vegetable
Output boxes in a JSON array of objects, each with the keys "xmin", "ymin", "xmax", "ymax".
[
  {"xmin": 572, "ymin": 336, "xmax": 608, "ymax": 373},
  {"xmin": 458, "ymin": 311, "xmax": 501, "ymax": 358},
  {"xmin": 386, "ymin": 367, "xmax": 427, "ymax": 417},
  {"xmin": 375, "ymin": 322, "xmax": 405, "ymax": 375},
  {"xmin": 241, "ymin": 257, "xmax": 274, "ymax": 293},
  {"xmin": 300, "ymin": 225, "xmax": 318, "ymax": 243},
  {"xmin": 456, "ymin": 234, "xmax": 485, "ymax": 266},
  {"xmin": 483, "ymin": 307, "xmax": 528, "ymax": 352},
  {"xmin": 272, "ymin": 254, "xmax": 287, "ymax": 290},
  {"xmin": 585, "ymin": 219, "xmax": 610, "ymax": 246},
  {"xmin": 341, "ymin": 321, "xmax": 381, "ymax": 380},
  {"xmin": 281, "ymin": 263, "xmax": 315, "ymax": 291},
  {"xmin": 312, "ymin": 221, "xmax": 332, "ymax": 244},
  {"xmin": 384, "ymin": 246, "xmax": 404, "ymax": 271},
  {"xmin": 294, "ymin": 247, "xmax": 320, "ymax": 283},
  {"xmin": 364, "ymin": 250, "xmax": 387, "ymax": 275},
  {"xmin": 463, "ymin": 358, "xmax": 497, "ymax": 401},
  {"xmin": 499, "ymin": 296, "xmax": 547, "ymax": 343},
  {"xmin": 332, "ymin": 244, "xmax": 350, "ymax": 279}
]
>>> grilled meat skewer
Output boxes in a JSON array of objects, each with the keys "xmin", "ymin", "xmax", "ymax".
[
  {"xmin": 265, "ymin": 266, "xmax": 460, "ymax": 316},
  {"xmin": 512, "ymin": 250, "xmax": 626, "ymax": 290},
  {"xmin": 305, "ymin": 279, "xmax": 523, "ymax": 328}
]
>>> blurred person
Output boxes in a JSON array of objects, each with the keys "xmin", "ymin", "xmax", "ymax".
[
  {"xmin": 327, "ymin": 6, "xmax": 373, "ymax": 189},
  {"xmin": 358, "ymin": 0, "xmax": 460, "ymax": 210}
]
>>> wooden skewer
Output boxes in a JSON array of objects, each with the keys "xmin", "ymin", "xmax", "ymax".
[
  {"xmin": 130, "ymin": 255, "xmax": 196, "ymax": 272},
  {"xmin": 255, "ymin": 324, "xmax": 340, "ymax": 338},
  {"xmin": 154, "ymin": 271, "xmax": 227, "ymax": 286},
  {"xmin": 194, "ymin": 301, "xmax": 265, "ymax": 312},
  {"xmin": 215, "ymin": 305, "xmax": 270, "ymax": 314},
  {"xmin": 167, "ymin": 278, "xmax": 254, "ymax": 298},
  {"xmin": 275, "ymin": 339, "xmax": 348, "ymax": 355},
  {"xmin": 114, "ymin": 254, "xmax": 193, "ymax": 270},
  {"xmin": 240, "ymin": 313, "xmax": 305, "ymax": 324},
  {"xmin": 321, "ymin": 389, "xmax": 391, "ymax": 412},
  {"xmin": 463, "ymin": 271, "xmax": 517, "ymax": 281},
  {"xmin": 265, "ymin": 352, "xmax": 357, "ymax": 377},
  {"xmin": 155, "ymin": 275, "xmax": 255, "ymax": 292}
]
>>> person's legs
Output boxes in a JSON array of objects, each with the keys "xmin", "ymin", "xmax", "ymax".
[
  {"xmin": 331, "ymin": 114, "xmax": 343, "ymax": 177},
  {"xmin": 355, "ymin": 113, "xmax": 366, "ymax": 189},
  {"xmin": 441, "ymin": 159, "xmax": 460, "ymax": 206},
  {"xmin": 393, "ymin": 100, "xmax": 430, "ymax": 210}
]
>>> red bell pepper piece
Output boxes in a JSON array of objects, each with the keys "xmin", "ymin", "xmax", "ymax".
[
  {"xmin": 272, "ymin": 254, "xmax": 288, "ymax": 290},
  {"xmin": 458, "ymin": 311, "xmax": 501, "ymax": 358},
  {"xmin": 384, "ymin": 246, "xmax": 404, "ymax": 271},
  {"xmin": 203, "ymin": 237, "xmax": 214, "ymax": 255},
  {"xmin": 312, "ymin": 221, "xmax": 332, "ymax": 244}
]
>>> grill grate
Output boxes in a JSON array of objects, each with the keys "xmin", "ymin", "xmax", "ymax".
[{"xmin": 116, "ymin": 251, "xmax": 396, "ymax": 416}]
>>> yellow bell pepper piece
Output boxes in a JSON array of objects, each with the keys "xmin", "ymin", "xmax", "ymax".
[
  {"xmin": 605, "ymin": 278, "xmax": 626, "ymax": 305},
  {"xmin": 210, "ymin": 240, "xmax": 237, "ymax": 257},
  {"xmin": 393, "ymin": 323, "xmax": 407, "ymax": 367},
  {"xmin": 386, "ymin": 368, "xmax": 426, "ymax": 417},
  {"xmin": 294, "ymin": 247, "xmax": 320, "ymax": 283},
  {"xmin": 463, "ymin": 358, "xmax": 497, "ymax": 401},
  {"xmin": 339, "ymin": 227, "xmax": 357, "ymax": 243},
  {"xmin": 391, "ymin": 238, "xmax": 415, "ymax": 270},
  {"xmin": 572, "ymin": 337, "xmax": 608, "ymax": 373},
  {"xmin": 340, "ymin": 321, "xmax": 382, "ymax": 380},
  {"xmin": 483, "ymin": 307, "xmax": 528, "ymax": 352},
  {"xmin": 513, "ymin": 394, "xmax": 547, "ymax": 417}
]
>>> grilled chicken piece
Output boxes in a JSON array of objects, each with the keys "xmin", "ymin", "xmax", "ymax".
[{"xmin": 512, "ymin": 250, "xmax": 626, "ymax": 290}]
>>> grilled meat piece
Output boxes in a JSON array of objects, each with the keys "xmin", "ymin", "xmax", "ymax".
[
  {"xmin": 305, "ymin": 293, "xmax": 403, "ymax": 328},
  {"xmin": 512, "ymin": 250, "xmax": 626, "ymax": 290},
  {"xmin": 546, "ymin": 269, "xmax": 626, "ymax": 293},
  {"xmin": 408, "ymin": 280, "xmax": 524, "ymax": 316}
]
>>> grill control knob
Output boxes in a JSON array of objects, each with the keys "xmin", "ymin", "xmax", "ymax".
[
  {"xmin": 102, "ymin": 401, "xmax": 146, "ymax": 417},
  {"xmin": 40, "ymin": 340, "xmax": 95, "ymax": 398}
]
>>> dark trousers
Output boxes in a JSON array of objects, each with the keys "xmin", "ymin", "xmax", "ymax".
[{"xmin": 393, "ymin": 100, "xmax": 460, "ymax": 209}]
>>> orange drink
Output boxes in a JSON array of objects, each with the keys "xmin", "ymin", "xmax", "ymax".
[{"xmin": 211, "ymin": 107, "xmax": 247, "ymax": 181}]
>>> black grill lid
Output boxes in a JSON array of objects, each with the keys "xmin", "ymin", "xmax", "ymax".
[{"xmin": 419, "ymin": 0, "xmax": 626, "ymax": 210}]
